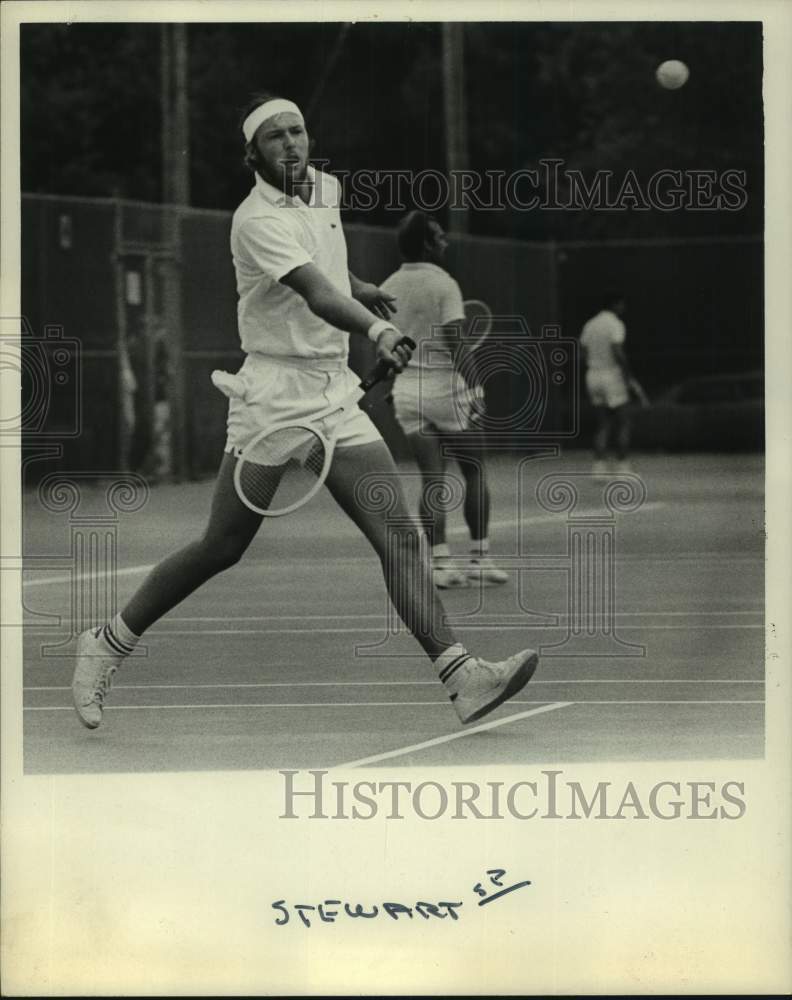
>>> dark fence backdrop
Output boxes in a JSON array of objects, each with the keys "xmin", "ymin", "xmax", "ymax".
[{"xmin": 20, "ymin": 194, "xmax": 763, "ymax": 483}]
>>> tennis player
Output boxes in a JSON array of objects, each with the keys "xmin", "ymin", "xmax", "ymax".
[
  {"xmin": 71, "ymin": 95, "xmax": 538, "ymax": 731},
  {"xmin": 381, "ymin": 211, "xmax": 508, "ymax": 589},
  {"xmin": 580, "ymin": 294, "xmax": 643, "ymax": 474}
]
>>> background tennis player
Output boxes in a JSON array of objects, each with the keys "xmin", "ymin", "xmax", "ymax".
[
  {"xmin": 71, "ymin": 95, "xmax": 538, "ymax": 731},
  {"xmin": 381, "ymin": 210, "xmax": 509, "ymax": 589},
  {"xmin": 580, "ymin": 293, "xmax": 647, "ymax": 474}
]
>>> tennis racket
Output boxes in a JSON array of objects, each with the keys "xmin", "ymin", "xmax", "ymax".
[
  {"xmin": 463, "ymin": 299, "xmax": 493, "ymax": 352},
  {"xmin": 462, "ymin": 382, "xmax": 488, "ymax": 428},
  {"xmin": 231, "ymin": 341, "xmax": 414, "ymax": 517}
]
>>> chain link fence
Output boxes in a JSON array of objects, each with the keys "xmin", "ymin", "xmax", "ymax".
[{"xmin": 19, "ymin": 193, "xmax": 762, "ymax": 482}]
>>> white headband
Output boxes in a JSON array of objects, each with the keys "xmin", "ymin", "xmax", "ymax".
[{"xmin": 242, "ymin": 100, "xmax": 304, "ymax": 143}]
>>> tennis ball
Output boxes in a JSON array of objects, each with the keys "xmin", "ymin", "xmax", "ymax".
[{"xmin": 656, "ymin": 59, "xmax": 690, "ymax": 90}]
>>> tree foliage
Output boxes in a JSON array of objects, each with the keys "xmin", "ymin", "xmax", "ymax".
[{"xmin": 21, "ymin": 21, "xmax": 762, "ymax": 239}]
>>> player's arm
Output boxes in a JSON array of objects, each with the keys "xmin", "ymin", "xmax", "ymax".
[
  {"xmin": 281, "ymin": 262, "xmax": 411, "ymax": 370},
  {"xmin": 348, "ymin": 271, "xmax": 397, "ymax": 320}
]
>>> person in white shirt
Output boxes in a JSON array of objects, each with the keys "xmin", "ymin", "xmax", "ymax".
[
  {"xmin": 71, "ymin": 94, "xmax": 538, "ymax": 732},
  {"xmin": 579, "ymin": 294, "xmax": 644, "ymax": 474},
  {"xmin": 382, "ymin": 211, "xmax": 508, "ymax": 589}
]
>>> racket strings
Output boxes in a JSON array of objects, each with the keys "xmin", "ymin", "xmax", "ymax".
[
  {"xmin": 463, "ymin": 300, "xmax": 493, "ymax": 352},
  {"xmin": 237, "ymin": 426, "xmax": 328, "ymax": 515}
]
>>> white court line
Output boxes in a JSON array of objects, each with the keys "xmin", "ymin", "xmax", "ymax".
[
  {"xmin": 445, "ymin": 502, "xmax": 665, "ymax": 535},
  {"xmin": 29, "ymin": 499, "xmax": 746, "ymax": 595},
  {"xmin": 22, "ymin": 564, "xmax": 154, "ymax": 589},
  {"xmin": 24, "ymin": 699, "xmax": 762, "ymax": 713},
  {"xmin": 335, "ymin": 703, "xmax": 568, "ymax": 768},
  {"xmin": 161, "ymin": 608, "xmax": 764, "ymax": 622},
  {"xmin": 158, "ymin": 610, "xmax": 763, "ymax": 620},
  {"xmin": 18, "ymin": 546, "xmax": 761, "ymax": 590},
  {"xmin": 334, "ymin": 698, "xmax": 762, "ymax": 769},
  {"xmin": 24, "ymin": 678, "xmax": 765, "ymax": 692},
  {"xmin": 23, "ymin": 700, "xmax": 538, "ymax": 712},
  {"xmin": 23, "ymin": 624, "xmax": 765, "ymax": 637},
  {"xmin": 518, "ymin": 699, "xmax": 764, "ymax": 705}
]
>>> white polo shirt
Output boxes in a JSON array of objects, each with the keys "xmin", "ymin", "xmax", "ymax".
[
  {"xmin": 230, "ymin": 166, "xmax": 351, "ymax": 359},
  {"xmin": 580, "ymin": 309, "xmax": 626, "ymax": 371},
  {"xmin": 380, "ymin": 262, "xmax": 465, "ymax": 379}
]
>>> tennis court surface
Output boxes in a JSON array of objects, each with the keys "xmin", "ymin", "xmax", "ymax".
[{"xmin": 21, "ymin": 451, "xmax": 764, "ymax": 773}]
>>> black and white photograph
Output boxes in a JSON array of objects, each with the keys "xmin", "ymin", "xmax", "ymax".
[{"xmin": 2, "ymin": 1, "xmax": 789, "ymax": 994}]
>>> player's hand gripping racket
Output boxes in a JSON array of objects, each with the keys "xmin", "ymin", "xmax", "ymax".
[
  {"xmin": 463, "ymin": 299, "xmax": 493, "ymax": 352},
  {"xmin": 227, "ymin": 340, "xmax": 414, "ymax": 517}
]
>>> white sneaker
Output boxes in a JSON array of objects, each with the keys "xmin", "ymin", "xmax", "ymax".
[
  {"xmin": 451, "ymin": 648, "xmax": 539, "ymax": 724},
  {"xmin": 467, "ymin": 556, "xmax": 508, "ymax": 586},
  {"xmin": 433, "ymin": 562, "xmax": 469, "ymax": 589},
  {"xmin": 592, "ymin": 460, "xmax": 609, "ymax": 476},
  {"xmin": 71, "ymin": 628, "xmax": 123, "ymax": 729}
]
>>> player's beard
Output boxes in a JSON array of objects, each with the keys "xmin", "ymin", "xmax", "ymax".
[{"xmin": 259, "ymin": 155, "xmax": 308, "ymax": 194}]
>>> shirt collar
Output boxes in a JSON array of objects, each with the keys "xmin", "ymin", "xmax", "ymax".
[
  {"xmin": 254, "ymin": 163, "xmax": 316, "ymax": 207},
  {"xmin": 400, "ymin": 261, "xmax": 447, "ymax": 276}
]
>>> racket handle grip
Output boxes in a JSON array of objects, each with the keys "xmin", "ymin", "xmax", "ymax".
[{"xmin": 362, "ymin": 337, "xmax": 416, "ymax": 389}]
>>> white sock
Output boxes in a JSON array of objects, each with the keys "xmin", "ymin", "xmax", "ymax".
[
  {"xmin": 434, "ymin": 643, "xmax": 473, "ymax": 691},
  {"xmin": 98, "ymin": 613, "xmax": 140, "ymax": 658},
  {"xmin": 432, "ymin": 543, "xmax": 451, "ymax": 561},
  {"xmin": 470, "ymin": 538, "xmax": 490, "ymax": 558}
]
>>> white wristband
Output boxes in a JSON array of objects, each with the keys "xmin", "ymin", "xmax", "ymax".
[{"xmin": 367, "ymin": 319, "xmax": 396, "ymax": 344}]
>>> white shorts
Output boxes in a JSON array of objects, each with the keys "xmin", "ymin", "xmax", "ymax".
[
  {"xmin": 586, "ymin": 369, "xmax": 629, "ymax": 409},
  {"xmin": 392, "ymin": 369, "xmax": 473, "ymax": 436},
  {"xmin": 223, "ymin": 354, "xmax": 382, "ymax": 457}
]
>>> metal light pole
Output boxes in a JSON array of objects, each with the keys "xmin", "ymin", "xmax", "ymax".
[
  {"xmin": 442, "ymin": 22, "xmax": 470, "ymax": 235},
  {"xmin": 158, "ymin": 24, "xmax": 189, "ymax": 478},
  {"xmin": 160, "ymin": 23, "xmax": 190, "ymax": 206}
]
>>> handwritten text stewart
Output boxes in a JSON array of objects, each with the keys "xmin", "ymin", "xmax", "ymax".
[{"xmin": 273, "ymin": 869, "xmax": 531, "ymax": 927}]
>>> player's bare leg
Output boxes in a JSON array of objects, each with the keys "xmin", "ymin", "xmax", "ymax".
[
  {"xmin": 406, "ymin": 429, "xmax": 467, "ymax": 588},
  {"xmin": 406, "ymin": 429, "xmax": 448, "ymax": 546},
  {"xmin": 71, "ymin": 454, "xmax": 272, "ymax": 728},
  {"xmin": 72, "ymin": 443, "xmax": 538, "ymax": 729},
  {"xmin": 324, "ymin": 439, "xmax": 538, "ymax": 722},
  {"xmin": 592, "ymin": 406, "xmax": 612, "ymax": 474},
  {"xmin": 444, "ymin": 432, "xmax": 506, "ymax": 586},
  {"xmin": 123, "ymin": 453, "xmax": 266, "ymax": 633},
  {"xmin": 324, "ymin": 439, "xmax": 457, "ymax": 654},
  {"xmin": 613, "ymin": 404, "xmax": 633, "ymax": 472},
  {"xmin": 457, "ymin": 454, "xmax": 506, "ymax": 585},
  {"xmin": 457, "ymin": 453, "xmax": 489, "ymax": 544}
]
